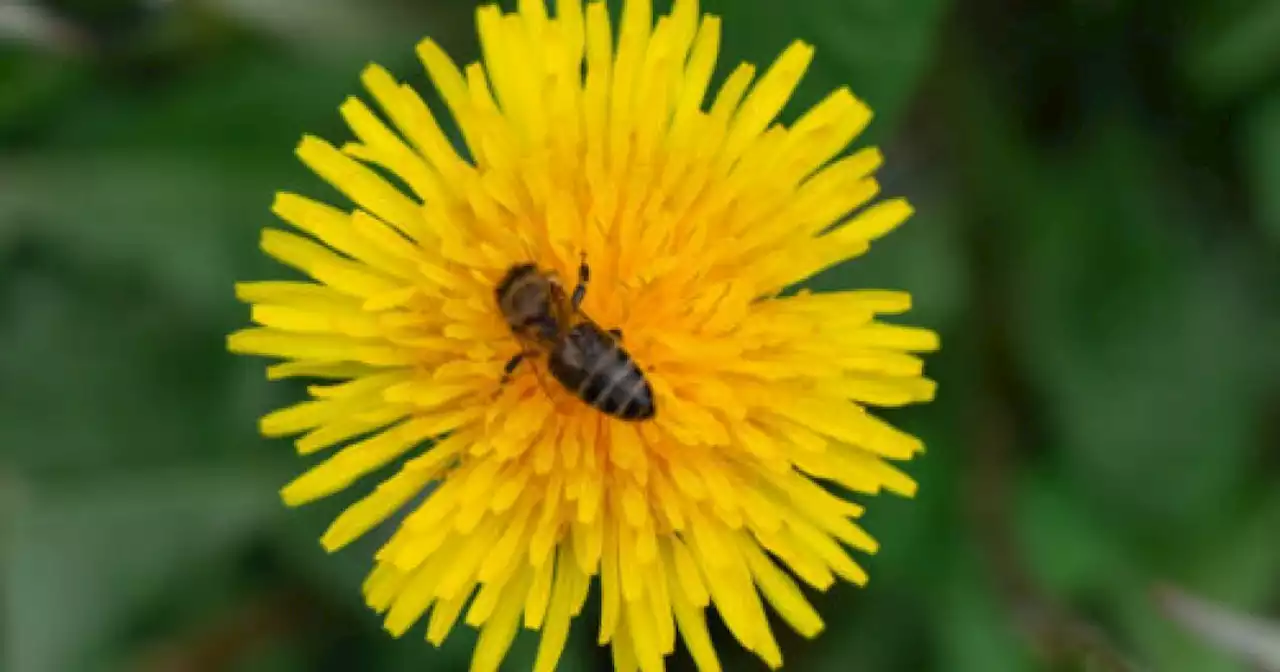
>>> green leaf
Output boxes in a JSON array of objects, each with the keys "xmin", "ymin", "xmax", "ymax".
[
  {"xmin": 0, "ymin": 252, "xmax": 284, "ymax": 474},
  {"xmin": 1013, "ymin": 471, "xmax": 1136, "ymax": 599},
  {"xmin": 1241, "ymin": 90, "xmax": 1280, "ymax": 245},
  {"xmin": 234, "ymin": 641, "xmax": 314, "ymax": 672},
  {"xmin": 935, "ymin": 551, "xmax": 1037, "ymax": 672},
  {"xmin": 702, "ymin": 0, "xmax": 949, "ymax": 133},
  {"xmin": 1184, "ymin": 491, "xmax": 1280, "ymax": 606},
  {"xmin": 0, "ymin": 151, "xmax": 280, "ymax": 315},
  {"xmin": 1183, "ymin": 0, "xmax": 1280, "ymax": 104},
  {"xmin": 0, "ymin": 34, "xmax": 473, "ymax": 312},
  {"xmin": 1011, "ymin": 126, "xmax": 1273, "ymax": 541},
  {"xmin": 0, "ymin": 47, "xmax": 88, "ymax": 142},
  {"xmin": 2, "ymin": 468, "xmax": 279, "ymax": 672}
]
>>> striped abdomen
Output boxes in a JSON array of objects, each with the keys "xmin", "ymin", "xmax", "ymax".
[{"xmin": 547, "ymin": 323, "xmax": 655, "ymax": 421}]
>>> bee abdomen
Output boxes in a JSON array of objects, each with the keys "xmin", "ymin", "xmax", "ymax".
[
  {"xmin": 549, "ymin": 325, "xmax": 655, "ymax": 421},
  {"xmin": 579, "ymin": 350, "xmax": 654, "ymax": 421}
]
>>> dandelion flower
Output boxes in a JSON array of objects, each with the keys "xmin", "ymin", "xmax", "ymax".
[{"xmin": 228, "ymin": 0, "xmax": 939, "ymax": 669}]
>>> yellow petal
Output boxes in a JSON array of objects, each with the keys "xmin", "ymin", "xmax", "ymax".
[
  {"xmin": 296, "ymin": 135, "xmax": 429, "ymax": 241},
  {"xmin": 738, "ymin": 534, "xmax": 824, "ymax": 638},
  {"xmin": 259, "ymin": 229, "xmax": 403, "ymax": 299},
  {"xmin": 321, "ymin": 464, "xmax": 436, "ymax": 552},
  {"xmin": 533, "ymin": 546, "xmax": 578, "ymax": 672},
  {"xmin": 524, "ymin": 553, "xmax": 556, "ymax": 629},
  {"xmin": 670, "ymin": 585, "xmax": 722, "ymax": 672},
  {"xmin": 281, "ymin": 419, "xmax": 462, "ymax": 506},
  {"xmin": 272, "ymin": 192, "xmax": 418, "ymax": 278},
  {"xmin": 470, "ymin": 566, "xmax": 533, "ymax": 672},
  {"xmin": 427, "ymin": 582, "xmax": 473, "ymax": 646}
]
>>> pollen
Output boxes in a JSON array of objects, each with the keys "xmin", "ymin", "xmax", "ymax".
[{"xmin": 228, "ymin": 0, "xmax": 939, "ymax": 670}]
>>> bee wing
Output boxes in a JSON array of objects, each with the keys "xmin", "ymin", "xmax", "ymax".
[{"xmin": 547, "ymin": 278, "xmax": 581, "ymax": 336}]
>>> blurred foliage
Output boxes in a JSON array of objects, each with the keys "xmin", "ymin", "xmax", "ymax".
[{"xmin": 2, "ymin": 0, "xmax": 1278, "ymax": 671}]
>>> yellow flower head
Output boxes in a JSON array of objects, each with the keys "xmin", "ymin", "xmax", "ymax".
[{"xmin": 228, "ymin": 0, "xmax": 939, "ymax": 669}]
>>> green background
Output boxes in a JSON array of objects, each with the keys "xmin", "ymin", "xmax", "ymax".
[{"xmin": 2, "ymin": 0, "xmax": 1277, "ymax": 670}]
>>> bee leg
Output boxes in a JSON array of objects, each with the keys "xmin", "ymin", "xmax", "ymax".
[
  {"xmin": 608, "ymin": 328, "xmax": 623, "ymax": 340},
  {"xmin": 499, "ymin": 352, "xmax": 525, "ymax": 386},
  {"xmin": 571, "ymin": 253, "xmax": 590, "ymax": 309}
]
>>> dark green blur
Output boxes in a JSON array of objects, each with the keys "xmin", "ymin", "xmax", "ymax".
[{"xmin": 1, "ymin": 1, "xmax": 1277, "ymax": 670}]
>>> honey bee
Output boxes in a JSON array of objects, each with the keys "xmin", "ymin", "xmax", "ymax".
[{"xmin": 494, "ymin": 256, "xmax": 656, "ymax": 421}]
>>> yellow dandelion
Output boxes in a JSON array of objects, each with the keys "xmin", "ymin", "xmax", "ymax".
[{"xmin": 228, "ymin": 0, "xmax": 939, "ymax": 670}]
